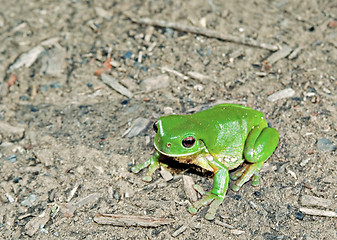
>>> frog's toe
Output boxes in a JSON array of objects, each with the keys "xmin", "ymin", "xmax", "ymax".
[
  {"xmin": 188, "ymin": 192, "xmax": 225, "ymax": 220},
  {"xmin": 231, "ymin": 162, "xmax": 263, "ymax": 190},
  {"xmin": 230, "ymin": 164, "xmax": 249, "ymax": 181},
  {"xmin": 251, "ymin": 173, "xmax": 260, "ymax": 187},
  {"xmin": 205, "ymin": 198, "xmax": 223, "ymax": 220},
  {"xmin": 142, "ymin": 175, "xmax": 152, "ymax": 182},
  {"xmin": 230, "ymin": 172, "xmax": 240, "ymax": 181},
  {"xmin": 231, "ymin": 184, "xmax": 241, "ymax": 192},
  {"xmin": 188, "ymin": 193, "xmax": 215, "ymax": 214},
  {"xmin": 131, "ymin": 166, "xmax": 141, "ymax": 173},
  {"xmin": 188, "ymin": 205, "xmax": 198, "ymax": 215}
]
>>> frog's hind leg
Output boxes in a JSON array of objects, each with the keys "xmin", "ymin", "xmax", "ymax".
[
  {"xmin": 231, "ymin": 122, "xmax": 279, "ymax": 191},
  {"xmin": 188, "ymin": 160, "xmax": 229, "ymax": 220}
]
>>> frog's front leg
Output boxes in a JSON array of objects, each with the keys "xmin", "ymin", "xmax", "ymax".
[
  {"xmin": 231, "ymin": 122, "xmax": 279, "ymax": 191},
  {"xmin": 131, "ymin": 151, "xmax": 161, "ymax": 182},
  {"xmin": 188, "ymin": 157, "xmax": 229, "ymax": 220}
]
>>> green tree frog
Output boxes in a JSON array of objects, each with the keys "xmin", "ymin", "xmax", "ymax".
[{"xmin": 132, "ymin": 103, "xmax": 279, "ymax": 220}]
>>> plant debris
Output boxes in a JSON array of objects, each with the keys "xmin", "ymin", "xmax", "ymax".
[{"xmin": 94, "ymin": 213, "xmax": 173, "ymax": 227}]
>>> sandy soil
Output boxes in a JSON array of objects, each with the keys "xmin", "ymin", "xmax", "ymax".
[{"xmin": 0, "ymin": 0, "xmax": 336, "ymax": 239}]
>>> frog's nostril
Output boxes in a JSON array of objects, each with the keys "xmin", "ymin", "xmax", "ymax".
[{"xmin": 166, "ymin": 143, "xmax": 171, "ymax": 148}]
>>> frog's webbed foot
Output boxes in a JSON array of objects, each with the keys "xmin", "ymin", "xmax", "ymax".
[
  {"xmin": 230, "ymin": 162, "xmax": 263, "ymax": 191},
  {"xmin": 131, "ymin": 151, "xmax": 161, "ymax": 182},
  {"xmin": 188, "ymin": 192, "xmax": 225, "ymax": 220},
  {"xmin": 188, "ymin": 167, "xmax": 229, "ymax": 220}
]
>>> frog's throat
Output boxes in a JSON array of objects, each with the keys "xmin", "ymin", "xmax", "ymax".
[{"xmin": 153, "ymin": 143, "xmax": 206, "ymax": 157}]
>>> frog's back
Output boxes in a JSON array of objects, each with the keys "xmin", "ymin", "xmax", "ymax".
[
  {"xmin": 192, "ymin": 104, "xmax": 266, "ymax": 164},
  {"xmin": 195, "ymin": 103, "xmax": 264, "ymax": 124}
]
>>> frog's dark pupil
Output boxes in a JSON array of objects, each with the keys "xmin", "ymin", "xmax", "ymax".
[
  {"xmin": 182, "ymin": 136, "xmax": 195, "ymax": 148},
  {"xmin": 153, "ymin": 121, "xmax": 158, "ymax": 133}
]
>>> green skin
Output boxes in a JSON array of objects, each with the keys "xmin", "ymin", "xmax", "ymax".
[{"xmin": 132, "ymin": 104, "xmax": 279, "ymax": 220}]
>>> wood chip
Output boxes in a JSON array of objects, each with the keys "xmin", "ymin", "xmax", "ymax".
[
  {"xmin": 255, "ymin": 72, "xmax": 268, "ymax": 77},
  {"xmin": 59, "ymin": 193, "xmax": 100, "ymax": 218},
  {"xmin": 300, "ymin": 195, "xmax": 333, "ymax": 208},
  {"xmin": 231, "ymin": 229, "xmax": 245, "ymax": 235},
  {"xmin": 287, "ymin": 170, "xmax": 297, "ymax": 180},
  {"xmin": 288, "ymin": 47, "xmax": 302, "ymax": 60},
  {"xmin": 25, "ymin": 209, "xmax": 50, "ymax": 236},
  {"xmin": 187, "ymin": 71, "xmax": 212, "ymax": 82},
  {"xmin": 267, "ymin": 88, "xmax": 295, "ymax": 102},
  {"xmin": 59, "ymin": 203, "xmax": 77, "ymax": 218},
  {"xmin": 101, "ymin": 73, "xmax": 133, "ymax": 98},
  {"xmin": 8, "ymin": 45, "xmax": 44, "ymax": 71},
  {"xmin": 74, "ymin": 193, "xmax": 100, "ymax": 207},
  {"xmin": 160, "ymin": 166, "xmax": 173, "ymax": 181},
  {"xmin": 299, "ymin": 207, "xmax": 337, "ymax": 217},
  {"xmin": 266, "ymin": 45, "xmax": 292, "ymax": 64},
  {"xmin": 183, "ymin": 175, "xmax": 198, "ymax": 202},
  {"xmin": 66, "ymin": 182, "xmax": 81, "ymax": 202},
  {"xmin": 40, "ymin": 37, "xmax": 60, "ymax": 47},
  {"xmin": 39, "ymin": 44, "xmax": 66, "ymax": 76},
  {"xmin": 94, "ymin": 213, "xmax": 173, "ymax": 227},
  {"xmin": 122, "ymin": 118, "xmax": 151, "ymax": 138},
  {"xmin": 171, "ymin": 225, "xmax": 187, "ymax": 237}
]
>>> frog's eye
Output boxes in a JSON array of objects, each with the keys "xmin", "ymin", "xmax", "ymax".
[
  {"xmin": 182, "ymin": 136, "xmax": 195, "ymax": 148},
  {"xmin": 153, "ymin": 121, "xmax": 158, "ymax": 133}
]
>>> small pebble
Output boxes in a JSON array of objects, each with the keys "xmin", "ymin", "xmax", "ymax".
[
  {"xmin": 4, "ymin": 155, "xmax": 17, "ymax": 163},
  {"xmin": 29, "ymin": 105, "xmax": 39, "ymax": 112},
  {"xmin": 40, "ymin": 85, "xmax": 49, "ymax": 92},
  {"xmin": 49, "ymin": 82, "xmax": 61, "ymax": 89},
  {"xmin": 121, "ymin": 99, "xmax": 128, "ymax": 105},
  {"xmin": 317, "ymin": 138, "xmax": 336, "ymax": 152},
  {"xmin": 13, "ymin": 177, "xmax": 22, "ymax": 183},
  {"xmin": 295, "ymin": 211, "xmax": 305, "ymax": 220},
  {"xmin": 21, "ymin": 194, "xmax": 37, "ymax": 207},
  {"xmin": 5, "ymin": 193, "xmax": 15, "ymax": 203},
  {"xmin": 267, "ymin": 88, "xmax": 295, "ymax": 102},
  {"xmin": 163, "ymin": 107, "xmax": 173, "ymax": 115},
  {"xmin": 113, "ymin": 192, "xmax": 121, "ymax": 201},
  {"xmin": 121, "ymin": 51, "xmax": 132, "ymax": 60},
  {"xmin": 253, "ymin": 191, "xmax": 261, "ymax": 197},
  {"xmin": 232, "ymin": 195, "xmax": 242, "ymax": 200},
  {"xmin": 20, "ymin": 95, "xmax": 29, "ymax": 101}
]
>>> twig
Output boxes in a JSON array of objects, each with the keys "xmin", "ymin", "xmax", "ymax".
[
  {"xmin": 161, "ymin": 66, "xmax": 189, "ymax": 80},
  {"xmin": 299, "ymin": 207, "xmax": 337, "ymax": 217},
  {"xmin": 94, "ymin": 213, "xmax": 173, "ymax": 227},
  {"xmin": 171, "ymin": 225, "xmax": 187, "ymax": 237},
  {"xmin": 125, "ymin": 14, "xmax": 278, "ymax": 51}
]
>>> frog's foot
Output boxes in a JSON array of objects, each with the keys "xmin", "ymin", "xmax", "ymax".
[
  {"xmin": 131, "ymin": 152, "xmax": 161, "ymax": 182},
  {"xmin": 188, "ymin": 192, "xmax": 225, "ymax": 220},
  {"xmin": 230, "ymin": 162, "xmax": 263, "ymax": 191}
]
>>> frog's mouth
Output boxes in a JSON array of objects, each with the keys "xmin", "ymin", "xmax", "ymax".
[{"xmin": 153, "ymin": 142, "xmax": 206, "ymax": 157}]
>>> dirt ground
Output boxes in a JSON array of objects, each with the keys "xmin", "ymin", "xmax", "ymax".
[{"xmin": 0, "ymin": 0, "xmax": 336, "ymax": 239}]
